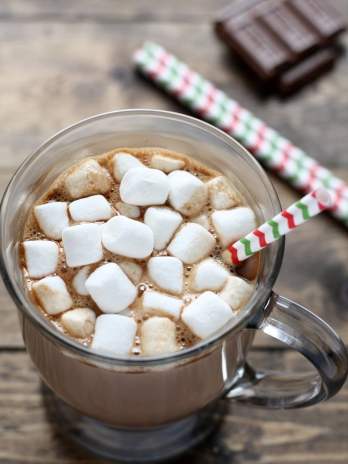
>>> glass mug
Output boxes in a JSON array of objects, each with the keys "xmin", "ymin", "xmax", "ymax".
[{"xmin": 1, "ymin": 110, "xmax": 347, "ymax": 462}]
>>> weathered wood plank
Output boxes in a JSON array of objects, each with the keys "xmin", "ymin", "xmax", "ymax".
[
  {"xmin": 0, "ymin": 0, "xmax": 346, "ymax": 27},
  {"xmin": 0, "ymin": 19, "xmax": 347, "ymax": 169},
  {"xmin": 0, "ymin": 0, "xmax": 229, "ymax": 22},
  {"xmin": 0, "ymin": 350, "xmax": 346, "ymax": 464},
  {"xmin": 0, "ymin": 281, "xmax": 21, "ymax": 348}
]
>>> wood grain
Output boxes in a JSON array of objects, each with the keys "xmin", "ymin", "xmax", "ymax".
[
  {"xmin": 0, "ymin": 8, "xmax": 347, "ymax": 169},
  {"xmin": 0, "ymin": 0, "xmax": 347, "ymax": 462},
  {"xmin": 0, "ymin": 0, "xmax": 229, "ymax": 22},
  {"xmin": 0, "ymin": 350, "xmax": 346, "ymax": 464}
]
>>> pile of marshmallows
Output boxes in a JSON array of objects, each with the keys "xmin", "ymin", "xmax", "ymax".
[{"xmin": 23, "ymin": 152, "xmax": 256, "ymax": 357}]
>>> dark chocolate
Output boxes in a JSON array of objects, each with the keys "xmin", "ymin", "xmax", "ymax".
[
  {"xmin": 218, "ymin": 16, "xmax": 290, "ymax": 79},
  {"xmin": 258, "ymin": 2, "xmax": 319, "ymax": 55},
  {"xmin": 278, "ymin": 46, "xmax": 337, "ymax": 94},
  {"xmin": 215, "ymin": 0, "xmax": 346, "ymax": 94},
  {"xmin": 290, "ymin": 0, "xmax": 346, "ymax": 40}
]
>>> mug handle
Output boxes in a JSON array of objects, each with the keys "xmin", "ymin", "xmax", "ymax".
[{"xmin": 226, "ymin": 292, "xmax": 348, "ymax": 408}]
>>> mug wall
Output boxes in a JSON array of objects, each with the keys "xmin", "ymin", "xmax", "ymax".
[
  {"xmin": 1, "ymin": 110, "xmax": 282, "ymax": 428},
  {"xmin": 22, "ymin": 313, "xmax": 254, "ymax": 427}
]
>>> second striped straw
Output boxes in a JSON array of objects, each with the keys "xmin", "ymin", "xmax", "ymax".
[{"xmin": 134, "ymin": 42, "xmax": 348, "ymax": 227}]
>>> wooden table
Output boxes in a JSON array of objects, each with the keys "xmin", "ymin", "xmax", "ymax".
[{"xmin": 0, "ymin": 1, "xmax": 347, "ymax": 462}]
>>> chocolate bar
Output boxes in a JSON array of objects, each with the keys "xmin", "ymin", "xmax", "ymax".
[{"xmin": 215, "ymin": 0, "xmax": 346, "ymax": 94}]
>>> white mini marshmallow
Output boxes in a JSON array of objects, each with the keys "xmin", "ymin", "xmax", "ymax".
[
  {"xmin": 219, "ymin": 276, "xmax": 254, "ymax": 311},
  {"xmin": 69, "ymin": 195, "xmax": 112, "ymax": 222},
  {"xmin": 168, "ymin": 223, "xmax": 215, "ymax": 264},
  {"xmin": 120, "ymin": 167, "xmax": 169, "ymax": 206},
  {"xmin": 112, "ymin": 152, "xmax": 144, "ymax": 181},
  {"xmin": 144, "ymin": 207, "xmax": 183, "ymax": 250},
  {"xmin": 191, "ymin": 214, "xmax": 210, "ymax": 230},
  {"xmin": 211, "ymin": 207, "xmax": 257, "ymax": 247},
  {"xmin": 168, "ymin": 170, "xmax": 208, "ymax": 216},
  {"xmin": 150, "ymin": 154, "xmax": 185, "ymax": 173},
  {"xmin": 32, "ymin": 275, "xmax": 73, "ymax": 315},
  {"xmin": 182, "ymin": 291, "xmax": 233, "ymax": 339},
  {"xmin": 143, "ymin": 290, "xmax": 182, "ymax": 319},
  {"xmin": 102, "ymin": 216, "xmax": 154, "ymax": 259},
  {"xmin": 119, "ymin": 260, "xmax": 143, "ymax": 284},
  {"xmin": 207, "ymin": 176, "xmax": 240, "ymax": 210},
  {"xmin": 61, "ymin": 308, "xmax": 96, "ymax": 338},
  {"xmin": 23, "ymin": 240, "xmax": 59, "ymax": 278},
  {"xmin": 141, "ymin": 317, "xmax": 178, "ymax": 356},
  {"xmin": 115, "ymin": 202, "xmax": 140, "ymax": 219},
  {"xmin": 91, "ymin": 314, "xmax": 137, "ymax": 356},
  {"xmin": 191, "ymin": 258, "xmax": 229, "ymax": 292},
  {"xmin": 34, "ymin": 202, "xmax": 69, "ymax": 240},
  {"xmin": 148, "ymin": 257, "xmax": 184, "ymax": 295},
  {"xmin": 62, "ymin": 223, "xmax": 103, "ymax": 267},
  {"xmin": 85, "ymin": 263, "xmax": 137, "ymax": 313},
  {"xmin": 72, "ymin": 266, "xmax": 90, "ymax": 296},
  {"xmin": 64, "ymin": 159, "xmax": 112, "ymax": 199}
]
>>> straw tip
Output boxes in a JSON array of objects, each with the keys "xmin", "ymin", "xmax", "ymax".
[{"xmin": 315, "ymin": 188, "xmax": 334, "ymax": 209}]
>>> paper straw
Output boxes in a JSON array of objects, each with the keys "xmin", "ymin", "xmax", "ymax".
[
  {"xmin": 133, "ymin": 42, "xmax": 348, "ymax": 227},
  {"xmin": 222, "ymin": 188, "xmax": 333, "ymax": 266}
]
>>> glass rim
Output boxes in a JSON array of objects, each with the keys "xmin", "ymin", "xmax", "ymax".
[{"xmin": 0, "ymin": 109, "xmax": 284, "ymax": 367}]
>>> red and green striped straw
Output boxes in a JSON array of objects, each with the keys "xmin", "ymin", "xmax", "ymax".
[
  {"xmin": 223, "ymin": 188, "xmax": 333, "ymax": 266},
  {"xmin": 133, "ymin": 42, "xmax": 348, "ymax": 228}
]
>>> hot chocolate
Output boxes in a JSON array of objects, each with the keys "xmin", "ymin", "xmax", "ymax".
[{"xmin": 21, "ymin": 147, "xmax": 259, "ymax": 358}]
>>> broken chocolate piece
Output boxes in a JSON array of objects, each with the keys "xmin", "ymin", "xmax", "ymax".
[
  {"xmin": 215, "ymin": 0, "xmax": 346, "ymax": 94},
  {"xmin": 279, "ymin": 47, "xmax": 337, "ymax": 94}
]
